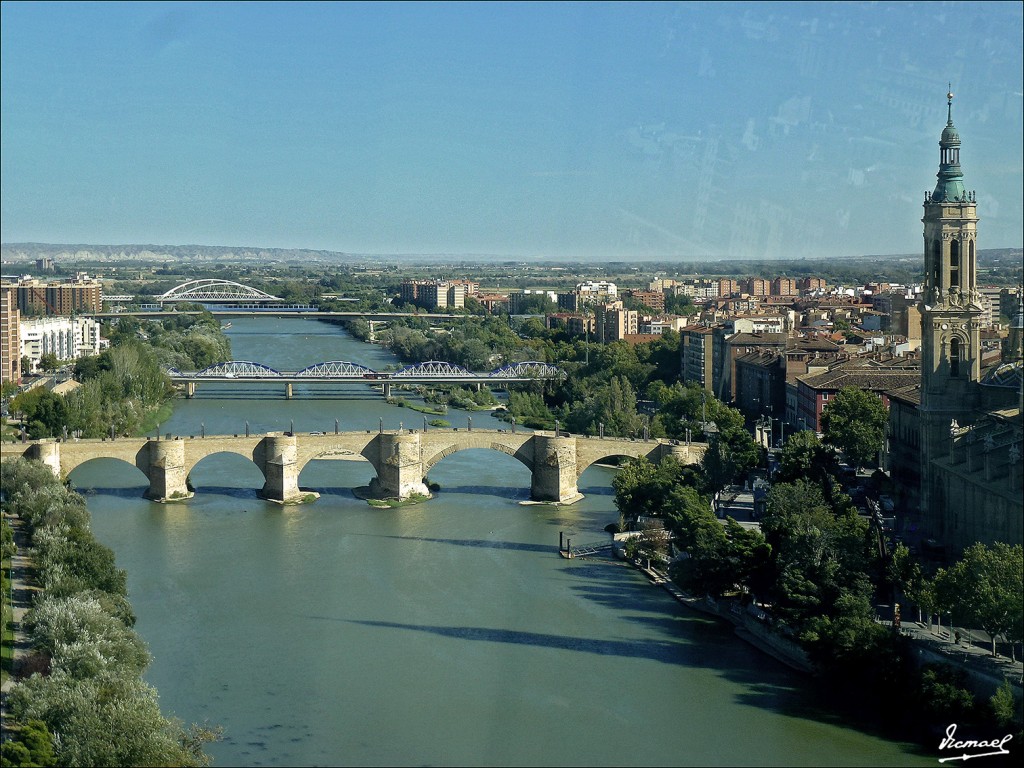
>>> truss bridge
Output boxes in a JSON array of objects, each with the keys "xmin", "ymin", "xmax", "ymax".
[{"xmin": 168, "ymin": 359, "xmax": 565, "ymax": 398}]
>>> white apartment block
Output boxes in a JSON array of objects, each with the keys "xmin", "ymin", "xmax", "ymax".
[
  {"xmin": 20, "ymin": 316, "xmax": 105, "ymax": 371},
  {"xmin": 577, "ymin": 281, "xmax": 617, "ymax": 300},
  {"xmin": 727, "ymin": 315, "xmax": 787, "ymax": 334}
]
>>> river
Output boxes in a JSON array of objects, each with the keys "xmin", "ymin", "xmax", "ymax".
[{"xmin": 72, "ymin": 317, "xmax": 929, "ymax": 766}]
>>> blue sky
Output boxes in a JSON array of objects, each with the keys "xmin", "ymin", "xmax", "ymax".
[{"xmin": 2, "ymin": 1, "xmax": 1021, "ymax": 260}]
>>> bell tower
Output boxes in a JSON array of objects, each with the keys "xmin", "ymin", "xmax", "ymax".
[{"xmin": 919, "ymin": 89, "xmax": 983, "ymax": 519}]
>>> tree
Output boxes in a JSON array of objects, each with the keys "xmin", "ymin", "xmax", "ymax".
[
  {"xmin": 776, "ymin": 430, "xmax": 838, "ymax": 484},
  {"xmin": 10, "ymin": 389, "xmax": 67, "ymax": 439},
  {"xmin": 8, "ymin": 670, "xmax": 220, "ymax": 767},
  {"xmin": 651, "ymin": 382, "xmax": 759, "ymax": 489},
  {"xmin": 0, "ymin": 719, "xmax": 57, "ymax": 767},
  {"xmin": 759, "ymin": 480, "xmax": 875, "ymax": 629},
  {"xmin": 888, "ymin": 543, "xmax": 929, "ymax": 621},
  {"xmin": 821, "ymin": 386, "xmax": 888, "ymax": 469},
  {"xmin": 933, "ymin": 543, "xmax": 1024, "ymax": 659},
  {"xmin": 38, "ymin": 353, "xmax": 61, "ymax": 373}
]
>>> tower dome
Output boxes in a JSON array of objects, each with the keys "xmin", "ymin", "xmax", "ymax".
[{"xmin": 931, "ymin": 89, "xmax": 969, "ymax": 203}]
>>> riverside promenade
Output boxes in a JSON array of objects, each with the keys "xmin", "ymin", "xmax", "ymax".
[
  {"xmin": 603, "ymin": 551, "xmax": 1023, "ymax": 693},
  {"xmin": 0, "ymin": 514, "xmax": 39, "ymax": 731}
]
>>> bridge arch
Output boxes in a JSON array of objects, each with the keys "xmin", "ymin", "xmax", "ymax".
[
  {"xmin": 393, "ymin": 361, "xmax": 474, "ymax": 378},
  {"xmin": 574, "ymin": 448, "xmax": 663, "ymax": 479},
  {"xmin": 423, "ymin": 442, "xmax": 534, "ymax": 475},
  {"xmin": 66, "ymin": 455, "xmax": 150, "ymax": 492},
  {"xmin": 195, "ymin": 361, "xmax": 284, "ymax": 377},
  {"xmin": 181, "ymin": 443, "xmax": 266, "ymax": 480},
  {"xmin": 295, "ymin": 361, "xmax": 377, "ymax": 378},
  {"xmin": 157, "ymin": 279, "xmax": 282, "ymax": 303},
  {"xmin": 488, "ymin": 361, "xmax": 565, "ymax": 380}
]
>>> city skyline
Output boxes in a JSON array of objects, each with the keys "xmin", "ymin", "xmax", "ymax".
[{"xmin": 1, "ymin": 1, "xmax": 1022, "ymax": 261}]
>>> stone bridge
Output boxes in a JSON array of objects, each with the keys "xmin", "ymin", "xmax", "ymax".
[{"xmin": 8, "ymin": 430, "xmax": 707, "ymax": 505}]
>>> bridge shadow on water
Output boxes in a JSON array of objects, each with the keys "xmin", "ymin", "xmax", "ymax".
[
  {"xmin": 559, "ymin": 561, "xmax": 932, "ymax": 754},
  {"xmin": 346, "ymin": 532, "xmax": 550, "ymax": 553},
  {"xmin": 309, "ymin": 616, "xmax": 687, "ymax": 665},
  {"xmin": 303, "ymin": 614, "xmax": 820, "ymax": 718}
]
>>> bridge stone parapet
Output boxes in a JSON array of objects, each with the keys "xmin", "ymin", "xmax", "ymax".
[{"xmin": 6, "ymin": 430, "xmax": 708, "ymax": 506}]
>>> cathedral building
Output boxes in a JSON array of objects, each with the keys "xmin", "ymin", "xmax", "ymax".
[{"xmin": 886, "ymin": 91, "xmax": 1022, "ymax": 557}]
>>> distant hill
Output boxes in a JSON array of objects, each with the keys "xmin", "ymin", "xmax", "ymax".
[
  {"xmin": 0, "ymin": 242, "xmax": 368, "ymax": 264},
  {"xmin": 1, "ymin": 242, "xmax": 1020, "ymax": 274}
]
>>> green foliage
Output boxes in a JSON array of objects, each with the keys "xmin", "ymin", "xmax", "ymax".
[
  {"xmin": 989, "ymin": 680, "xmax": 1021, "ymax": 730},
  {"xmin": 1, "ymin": 458, "xmax": 219, "ymax": 767},
  {"xmin": 759, "ymin": 480, "xmax": 875, "ymax": 629},
  {"xmin": 933, "ymin": 542, "xmax": 1024, "ymax": 658},
  {"xmin": 10, "ymin": 389, "xmax": 68, "ymax": 439},
  {"xmin": 8, "ymin": 670, "xmax": 220, "ymax": 767},
  {"xmin": 26, "ymin": 596, "xmax": 149, "ymax": 679},
  {"xmin": 564, "ymin": 375, "xmax": 645, "ymax": 437},
  {"xmin": 645, "ymin": 382, "xmax": 759, "ymax": 490},
  {"xmin": 1, "ymin": 516, "xmax": 14, "ymax": 560},
  {"xmin": 612, "ymin": 457, "xmax": 704, "ymax": 519},
  {"xmin": 506, "ymin": 391, "xmax": 553, "ymax": 428},
  {"xmin": 821, "ymin": 386, "xmax": 888, "ymax": 469},
  {"xmin": 37, "ymin": 353, "xmax": 61, "ymax": 373},
  {"xmin": 0, "ymin": 719, "xmax": 57, "ymax": 767},
  {"xmin": 916, "ymin": 664, "xmax": 980, "ymax": 725},
  {"xmin": 776, "ymin": 430, "xmax": 837, "ymax": 485}
]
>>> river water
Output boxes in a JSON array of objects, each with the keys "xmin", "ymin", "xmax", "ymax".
[{"xmin": 73, "ymin": 317, "xmax": 930, "ymax": 766}]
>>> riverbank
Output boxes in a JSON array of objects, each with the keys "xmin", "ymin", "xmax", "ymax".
[{"xmin": 623, "ymin": 556, "xmax": 814, "ymax": 674}]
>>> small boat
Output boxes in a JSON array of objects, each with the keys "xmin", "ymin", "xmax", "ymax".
[{"xmin": 221, "ymin": 322, "xmax": 232, "ymax": 329}]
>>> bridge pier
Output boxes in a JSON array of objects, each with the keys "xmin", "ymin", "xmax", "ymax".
[
  {"xmin": 285, "ymin": 382, "xmax": 293, "ymax": 399},
  {"xmin": 29, "ymin": 440, "xmax": 62, "ymax": 479},
  {"xmin": 146, "ymin": 439, "xmax": 192, "ymax": 502},
  {"xmin": 256, "ymin": 433, "xmax": 303, "ymax": 504},
  {"xmin": 531, "ymin": 434, "xmax": 581, "ymax": 503},
  {"xmin": 660, "ymin": 441, "xmax": 706, "ymax": 465},
  {"xmin": 382, "ymin": 382, "xmax": 391, "ymax": 398},
  {"xmin": 185, "ymin": 382, "xmax": 196, "ymax": 398},
  {"xmin": 369, "ymin": 432, "xmax": 428, "ymax": 499}
]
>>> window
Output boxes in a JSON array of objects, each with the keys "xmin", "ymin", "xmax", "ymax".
[{"xmin": 950, "ymin": 336, "xmax": 961, "ymax": 377}]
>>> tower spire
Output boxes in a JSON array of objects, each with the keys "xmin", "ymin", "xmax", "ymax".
[{"xmin": 932, "ymin": 85, "xmax": 968, "ymax": 203}]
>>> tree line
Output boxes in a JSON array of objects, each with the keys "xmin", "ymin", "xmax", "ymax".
[
  {"xmin": 611, "ymin": 422, "xmax": 1023, "ymax": 745},
  {"xmin": 1, "ymin": 458, "xmax": 220, "ymax": 766}
]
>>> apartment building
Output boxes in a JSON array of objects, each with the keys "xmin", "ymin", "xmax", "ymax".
[
  {"xmin": 595, "ymin": 301, "xmax": 638, "ymax": 343},
  {"xmin": 2, "ymin": 274, "xmax": 103, "ymax": 316},
  {"xmin": 681, "ymin": 326, "xmax": 716, "ymax": 392},
  {"xmin": 626, "ymin": 290, "xmax": 665, "ymax": 312},
  {"xmin": 19, "ymin": 316, "xmax": 105, "ymax": 371},
  {"xmin": 1, "ymin": 288, "xmax": 21, "ymax": 385}
]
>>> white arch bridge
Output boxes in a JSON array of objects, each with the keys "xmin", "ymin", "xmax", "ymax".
[
  {"xmin": 167, "ymin": 360, "xmax": 565, "ymax": 398},
  {"xmin": 157, "ymin": 279, "xmax": 282, "ymax": 304}
]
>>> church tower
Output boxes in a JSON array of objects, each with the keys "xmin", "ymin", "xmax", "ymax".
[{"xmin": 919, "ymin": 90, "xmax": 984, "ymax": 518}]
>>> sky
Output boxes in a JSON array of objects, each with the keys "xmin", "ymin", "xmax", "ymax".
[{"xmin": 1, "ymin": 1, "xmax": 1022, "ymax": 261}]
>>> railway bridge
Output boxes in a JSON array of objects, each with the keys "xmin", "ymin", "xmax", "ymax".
[{"xmin": 10, "ymin": 430, "xmax": 707, "ymax": 505}]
